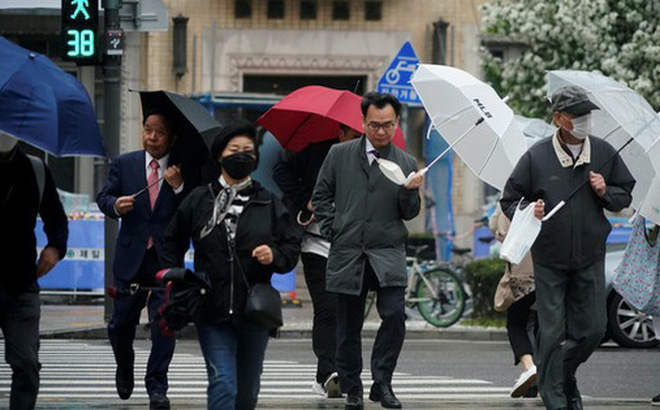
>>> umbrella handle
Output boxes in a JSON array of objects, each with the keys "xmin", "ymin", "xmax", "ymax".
[
  {"xmin": 403, "ymin": 167, "xmax": 430, "ymax": 186},
  {"xmin": 131, "ymin": 175, "xmax": 165, "ymax": 198},
  {"xmin": 130, "ymin": 162, "xmax": 183, "ymax": 198},
  {"xmin": 542, "ymin": 200, "xmax": 565, "ymax": 222},
  {"xmin": 424, "ymin": 117, "xmax": 485, "ymax": 172}
]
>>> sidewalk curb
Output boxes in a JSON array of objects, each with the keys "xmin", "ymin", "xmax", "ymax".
[{"xmin": 39, "ymin": 324, "xmax": 508, "ymax": 342}]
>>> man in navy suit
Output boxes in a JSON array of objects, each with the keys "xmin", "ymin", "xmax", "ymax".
[{"xmin": 96, "ymin": 111, "xmax": 187, "ymax": 409}]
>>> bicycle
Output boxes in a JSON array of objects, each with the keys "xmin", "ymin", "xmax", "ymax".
[
  {"xmin": 364, "ymin": 244, "xmax": 467, "ymax": 328},
  {"xmin": 433, "ymin": 221, "xmax": 496, "ymax": 319}
]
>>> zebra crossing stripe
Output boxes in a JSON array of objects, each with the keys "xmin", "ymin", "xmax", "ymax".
[{"xmin": 0, "ymin": 340, "xmax": 511, "ymax": 402}]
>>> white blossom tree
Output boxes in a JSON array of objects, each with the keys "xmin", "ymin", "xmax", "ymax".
[{"xmin": 480, "ymin": 0, "xmax": 660, "ymax": 118}]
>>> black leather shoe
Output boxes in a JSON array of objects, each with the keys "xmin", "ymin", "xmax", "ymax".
[
  {"xmin": 565, "ymin": 378, "xmax": 583, "ymax": 410},
  {"xmin": 149, "ymin": 392, "xmax": 171, "ymax": 409},
  {"xmin": 115, "ymin": 366, "xmax": 134, "ymax": 400},
  {"xmin": 345, "ymin": 393, "xmax": 363, "ymax": 409},
  {"xmin": 369, "ymin": 382, "xmax": 402, "ymax": 409}
]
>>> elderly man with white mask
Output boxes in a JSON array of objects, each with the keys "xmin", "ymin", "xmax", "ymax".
[
  {"xmin": 500, "ymin": 86, "xmax": 636, "ymax": 410},
  {"xmin": 0, "ymin": 132, "xmax": 68, "ymax": 409}
]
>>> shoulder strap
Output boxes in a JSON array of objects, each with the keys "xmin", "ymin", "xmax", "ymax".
[{"xmin": 27, "ymin": 155, "xmax": 45, "ymax": 208}]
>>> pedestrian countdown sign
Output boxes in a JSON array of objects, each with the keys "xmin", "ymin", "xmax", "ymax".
[
  {"xmin": 61, "ymin": 0, "xmax": 99, "ymax": 64},
  {"xmin": 377, "ymin": 42, "xmax": 421, "ymax": 104}
]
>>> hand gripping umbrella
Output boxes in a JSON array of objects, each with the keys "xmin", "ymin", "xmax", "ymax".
[
  {"xmin": 546, "ymin": 70, "xmax": 660, "ymax": 224},
  {"xmin": 0, "ymin": 36, "xmax": 105, "ymax": 157},
  {"xmin": 386, "ymin": 64, "xmax": 528, "ymax": 189}
]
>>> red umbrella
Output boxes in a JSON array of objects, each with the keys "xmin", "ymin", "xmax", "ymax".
[{"xmin": 257, "ymin": 85, "xmax": 405, "ymax": 152}]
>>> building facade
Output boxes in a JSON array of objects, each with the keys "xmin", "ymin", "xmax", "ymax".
[
  {"xmin": 133, "ymin": 0, "xmax": 487, "ymax": 241},
  {"xmin": 1, "ymin": 0, "xmax": 489, "ymax": 245}
]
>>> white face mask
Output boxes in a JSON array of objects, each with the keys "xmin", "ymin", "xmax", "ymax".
[
  {"xmin": 569, "ymin": 114, "xmax": 591, "ymax": 140},
  {"xmin": 0, "ymin": 132, "xmax": 18, "ymax": 153}
]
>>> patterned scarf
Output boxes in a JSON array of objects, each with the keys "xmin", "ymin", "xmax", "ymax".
[{"xmin": 200, "ymin": 176, "xmax": 252, "ymax": 239}]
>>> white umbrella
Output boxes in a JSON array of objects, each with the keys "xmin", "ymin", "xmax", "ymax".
[
  {"xmin": 547, "ymin": 70, "xmax": 660, "ymax": 225},
  {"xmin": 514, "ymin": 115, "xmax": 556, "ymax": 147},
  {"xmin": 410, "ymin": 64, "xmax": 528, "ymax": 190}
]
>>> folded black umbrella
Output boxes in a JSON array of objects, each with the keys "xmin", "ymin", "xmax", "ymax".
[
  {"xmin": 155, "ymin": 268, "xmax": 212, "ymax": 335},
  {"xmin": 138, "ymin": 90, "xmax": 221, "ymax": 189}
]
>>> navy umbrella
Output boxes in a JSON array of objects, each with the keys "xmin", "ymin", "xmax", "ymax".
[{"xmin": 0, "ymin": 36, "xmax": 105, "ymax": 157}]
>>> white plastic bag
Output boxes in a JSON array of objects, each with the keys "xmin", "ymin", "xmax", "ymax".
[{"xmin": 500, "ymin": 198, "xmax": 542, "ymax": 264}]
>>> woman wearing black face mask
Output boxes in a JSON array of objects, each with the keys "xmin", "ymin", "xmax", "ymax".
[{"xmin": 163, "ymin": 120, "xmax": 300, "ymax": 410}]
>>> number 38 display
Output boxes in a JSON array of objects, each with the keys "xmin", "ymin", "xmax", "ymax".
[{"xmin": 61, "ymin": 0, "xmax": 99, "ymax": 63}]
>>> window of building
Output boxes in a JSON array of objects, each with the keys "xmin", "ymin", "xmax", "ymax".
[
  {"xmin": 300, "ymin": 0, "xmax": 317, "ymax": 20},
  {"xmin": 267, "ymin": 0, "xmax": 285, "ymax": 19},
  {"xmin": 235, "ymin": 0, "xmax": 252, "ymax": 19},
  {"xmin": 332, "ymin": 1, "xmax": 350, "ymax": 20},
  {"xmin": 365, "ymin": 1, "xmax": 382, "ymax": 21}
]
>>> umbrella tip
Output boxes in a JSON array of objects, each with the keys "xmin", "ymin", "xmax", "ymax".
[
  {"xmin": 29, "ymin": 53, "xmax": 36, "ymax": 59},
  {"xmin": 502, "ymin": 96, "xmax": 510, "ymax": 103}
]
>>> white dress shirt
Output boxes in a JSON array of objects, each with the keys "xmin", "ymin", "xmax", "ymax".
[{"xmin": 365, "ymin": 138, "xmax": 379, "ymax": 165}]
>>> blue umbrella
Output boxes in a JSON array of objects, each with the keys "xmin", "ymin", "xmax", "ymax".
[{"xmin": 0, "ymin": 36, "xmax": 105, "ymax": 157}]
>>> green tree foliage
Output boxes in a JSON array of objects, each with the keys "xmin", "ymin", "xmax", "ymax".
[
  {"xmin": 480, "ymin": 0, "xmax": 660, "ymax": 118},
  {"xmin": 464, "ymin": 258, "xmax": 507, "ymax": 319}
]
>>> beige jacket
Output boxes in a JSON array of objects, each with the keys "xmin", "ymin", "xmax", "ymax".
[{"xmin": 490, "ymin": 203, "xmax": 535, "ymax": 311}]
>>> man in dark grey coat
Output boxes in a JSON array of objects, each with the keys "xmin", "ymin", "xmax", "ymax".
[
  {"xmin": 313, "ymin": 92, "xmax": 423, "ymax": 409},
  {"xmin": 501, "ymin": 86, "xmax": 635, "ymax": 410}
]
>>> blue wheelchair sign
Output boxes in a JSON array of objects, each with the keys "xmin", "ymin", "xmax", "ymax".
[{"xmin": 377, "ymin": 41, "xmax": 421, "ymax": 104}]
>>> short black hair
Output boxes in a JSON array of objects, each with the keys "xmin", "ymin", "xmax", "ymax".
[{"xmin": 360, "ymin": 92, "xmax": 402, "ymax": 118}]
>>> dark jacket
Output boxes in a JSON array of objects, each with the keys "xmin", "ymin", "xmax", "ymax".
[
  {"xmin": 0, "ymin": 148, "xmax": 68, "ymax": 291},
  {"xmin": 312, "ymin": 136, "xmax": 420, "ymax": 295},
  {"xmin": 162, "ymin": 179, "xmax": 300, "ymax": 323},
  {"xmin": 96, "ymin": 151, "xmax": 188, "ymax": 282},
  {"xmin": 500, "ymin": 133, "xmax": 635, "ymax": 270},
  {"xmin": 272, "ymin": 139, "xmax": 337, "ymax": 216}
]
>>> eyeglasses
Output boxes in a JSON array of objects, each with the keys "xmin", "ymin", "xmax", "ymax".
[{"xmin": 366, "ymin": 122, "xmax": 396, "ymax": 132}]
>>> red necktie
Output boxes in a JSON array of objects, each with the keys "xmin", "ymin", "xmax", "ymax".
[
  {"xmin": 147, "ymin": 159, "xmax": 159, "ymax": 249},
  {"xmin": 148, "ymin": 159, "xmax": 160, "ymax": 209}
]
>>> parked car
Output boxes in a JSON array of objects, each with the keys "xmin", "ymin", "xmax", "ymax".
[{"xmin": 604, "ymin": 249, "xmax": 658, "ymax": 348}]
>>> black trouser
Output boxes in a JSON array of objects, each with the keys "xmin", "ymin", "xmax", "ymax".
[
  {"xmin": 301, "ymin": 252, "xmax": 337, "ymax": 384},
  {"xmin": 336, "ymin": 262, "xmax": 405, "ymax": 396},
  {"xmin": 506, "ymin": 291, "xmax": 537, "ymax": 365},
  {"xmin": 534, "ymin": 260, "xmax": 606, "ymax": 410},
  {"xmin": 108, "ymin": 248, "xmax": 175, "ymax": 396},
  {"xmin": 0, "ymin": 285, "xmax": 40, "ymax": 410}
]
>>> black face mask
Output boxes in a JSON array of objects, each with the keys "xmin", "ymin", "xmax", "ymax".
[{"xmin": 220, "ymin": 152, "xmax": 256, "ymax": 180}]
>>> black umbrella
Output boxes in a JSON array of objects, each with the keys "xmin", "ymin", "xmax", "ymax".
[
  {"xmin": 155, "ymin": 268, "xmax": 212, "ymax": 334},
  {"xmin": 138, "ymin": 90, "xmax": 221, "ymax": 189}
]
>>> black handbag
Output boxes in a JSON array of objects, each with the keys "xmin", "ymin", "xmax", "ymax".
[
  {"xmin": 244, "ymin": 282, "xmax": 283, "ymax": 330},
  {"xmin": 231, "ymin": 239, "xmax": 283, "ymax": 330},
  {"xmin": 224, "ymin": 218, "xmax": 283, "ymax": 331}
]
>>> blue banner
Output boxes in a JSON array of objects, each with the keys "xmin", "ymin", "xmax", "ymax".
[{"xmin": 423, "ymin": 119, "xmax": 455, "ymax": 261}]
